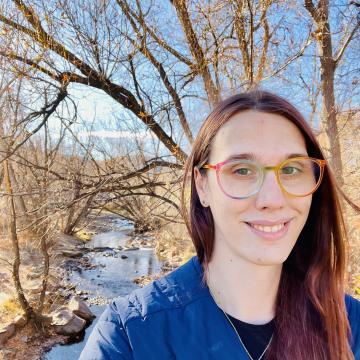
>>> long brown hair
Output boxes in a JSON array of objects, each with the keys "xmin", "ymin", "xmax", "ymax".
[{"xmin": 181, "ymin": 90, "xmax": 354, "ymax": 359}]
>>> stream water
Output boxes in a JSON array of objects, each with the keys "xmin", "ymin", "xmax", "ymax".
[{"xmin": 43, "ymin": 218, "xmax": 163, "ymax": 360}]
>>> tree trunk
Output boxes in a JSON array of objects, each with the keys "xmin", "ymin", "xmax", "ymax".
[
  {"xmin": 305, "ymin": 0, "xmax": 344, "ymax": 186},
  {"xmin": 3, "ymin": 159, "xmax": 40, "ymax": 327}
]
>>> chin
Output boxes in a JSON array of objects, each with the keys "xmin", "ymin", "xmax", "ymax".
[
  {"xmin": 250, "ymin": 253, "xmax": 290, "ymax": 266},
  {"xmin": 253, "ymin": 259, "xmax": 284, "ymax": 266}
]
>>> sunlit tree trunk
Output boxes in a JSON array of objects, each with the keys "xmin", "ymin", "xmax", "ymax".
[{"xmin": 305, "ymin": 0, "xmax": 359, "ymax": 187}]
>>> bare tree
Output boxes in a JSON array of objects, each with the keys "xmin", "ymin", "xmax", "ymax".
[{"xmin": 304, "ymin": 0, "xmax": 360, "ymax": 186}]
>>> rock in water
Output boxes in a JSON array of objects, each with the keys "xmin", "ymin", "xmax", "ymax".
[
  {"xmin": 61, "ymin": 250, "xmax": 84, "ymax": 258},
  {"xmin": 68, "ymin": 296, "xmax": 95, "ymax": 322},
  {"xmin": 51, "ymin": 309, "xmax": 86, "ymax": 335}
]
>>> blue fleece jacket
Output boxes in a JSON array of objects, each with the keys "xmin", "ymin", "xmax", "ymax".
[{"xmin": 80, "ymin": 256, "xmax": 360, "ymax": 359}]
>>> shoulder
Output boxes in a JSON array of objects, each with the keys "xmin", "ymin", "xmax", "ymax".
[
  {"xmin": 345, "ymin": 294, "xmax": 360, "ymax": 356},
  {"xmin": 79, "ymin": 257, "xmax": 208, "ymax": 359},
  {"xmin": 345, "ymin": 293, "xmax": 360, "ymax": 322},
  {"xmin": 111, "ymin": 256, "xmax": 208, "ymax": 326}
]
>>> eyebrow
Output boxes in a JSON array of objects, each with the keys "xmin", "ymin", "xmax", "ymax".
[{"xmin": 226, "ymin": 152, "xmax": 308, "ymax": 162}]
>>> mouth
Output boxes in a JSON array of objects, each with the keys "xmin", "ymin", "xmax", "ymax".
[{"xmin": 244, "ymin": 220, "xmax": 291, "ymax": 240}]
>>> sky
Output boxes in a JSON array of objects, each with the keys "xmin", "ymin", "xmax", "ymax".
[{"xmin": 10, "ymin": 0, "xmax": 359, "ymax": 161}]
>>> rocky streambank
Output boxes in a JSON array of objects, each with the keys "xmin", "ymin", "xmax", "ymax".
[{"xmin": 0, "ymin": 213, "xmax": 191, "ymax": 360}]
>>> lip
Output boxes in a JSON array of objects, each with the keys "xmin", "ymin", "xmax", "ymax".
[{"xmin": 245, "ymin": 220, "xmax": 291, "ymax": 240}]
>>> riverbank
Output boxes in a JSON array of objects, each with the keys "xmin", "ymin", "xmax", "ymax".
[
  {"xmin": 0, "ymin": 232, "xmax": 79, "ymax": 359},
  {"xmin": 0, "ymin": 213, "xmax": 194, "ymax": 359}
]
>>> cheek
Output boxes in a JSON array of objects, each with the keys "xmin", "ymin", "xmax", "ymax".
[
  {"xmin": 206, "ymin": 179, "xmax": 226, "ymax": 203},
  {"xmin": 293, "ymin": 197, "xmax": 312, "ymax": 228},
  {"xmin": 210, "ymin": 196, "xmax": 252, "ymax": 223},
  {"xmin": 301, "ymin": 196, "xmax": 312, "ymax": 216}
]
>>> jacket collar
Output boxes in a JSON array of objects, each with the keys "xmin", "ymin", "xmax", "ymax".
[{"xmin": 158, "ymin": 256, "xmax": 209, "ymax": 306}]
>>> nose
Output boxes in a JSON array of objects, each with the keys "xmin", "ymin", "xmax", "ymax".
[{"xmin": 254, "ymin": 170, "xmax": 285, "ymax": 210}]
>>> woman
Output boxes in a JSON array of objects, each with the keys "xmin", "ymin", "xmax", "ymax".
[{"xmin": 80, "ymin": 91, "xmax": 360, "ymax": 359}]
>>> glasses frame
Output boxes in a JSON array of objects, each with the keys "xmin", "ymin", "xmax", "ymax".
[{"xmin": 201, "ymin": 156, "xmax": 327, "ymax": 199}]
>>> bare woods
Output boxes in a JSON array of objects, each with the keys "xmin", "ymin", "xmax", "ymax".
[{"xmin": 0, "ymin": 0, "xmax": 359, "ymax": 333}]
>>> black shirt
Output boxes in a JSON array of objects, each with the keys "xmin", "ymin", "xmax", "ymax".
[{"xmin": 225, "ymin": 313, "xmax": 275, "ymax": 359}]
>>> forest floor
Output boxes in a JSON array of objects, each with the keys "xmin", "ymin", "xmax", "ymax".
[{"xmin": 0, "ymin": 230, "xmax": 86, "ymax": 360}]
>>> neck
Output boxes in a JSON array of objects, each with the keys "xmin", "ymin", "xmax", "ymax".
[{"xmin": 205, "ymin": 245, "xmax": 282, "ymax": 325}]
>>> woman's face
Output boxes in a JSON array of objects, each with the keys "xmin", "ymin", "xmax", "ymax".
[{"xmin": 195, "ymin": 110, "xmax": 313, "ymax": 266}]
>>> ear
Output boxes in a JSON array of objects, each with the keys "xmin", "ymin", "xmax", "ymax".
[{"xmin": 194, "ymin": 167, "xmax": 209, "ymax": 206}]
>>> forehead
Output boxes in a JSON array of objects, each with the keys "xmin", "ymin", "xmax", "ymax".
[{"xmin": 210, "ymin": 110, "xmax": 307, "ymax": 163}]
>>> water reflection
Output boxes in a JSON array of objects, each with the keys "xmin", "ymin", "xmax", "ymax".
[
  {"xmin": 88, "ymin": 230, "xmax": 131, "ymax": 249},
  {"xmin": 148, "ymin": 255, "xmax": 153, "ymax": 276}
]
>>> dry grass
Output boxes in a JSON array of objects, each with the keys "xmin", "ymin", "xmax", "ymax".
[
  {"xmin": 0, "ymin": 229, "xmax": 72, "ymax": 325},
  {"xmin": 0, "ymin": 298, "xmax": 23, "ymax": 324},
  {"xmin": 154, "ymin": 222, "xmax": 195, "ymax": 265},
  {"xmin": 73, "ymin": 229, "xmax": 93, "ymax": 241}
]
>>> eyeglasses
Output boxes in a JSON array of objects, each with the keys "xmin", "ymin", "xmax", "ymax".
[{"xmin": 201, "ymin": 156, "xmax": 326, "ymax": 199}]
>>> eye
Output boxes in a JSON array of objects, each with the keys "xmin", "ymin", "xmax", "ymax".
[
  {"xmin": 222, "ymin": 161, "xmax": 258, "ymax": 178},
  {"xmin": 281, "ymin": 166, "xmax": 301, "ymax": 175},
  {"xmin": 234, "ymin": 167, "xmax": 252, "ymax": 175}
]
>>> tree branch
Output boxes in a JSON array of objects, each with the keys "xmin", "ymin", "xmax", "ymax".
[
  {"xmin": 263, "ymin": 31, "xmax": 312, "ymax": 80},
  {"xmin": 0, "ymin": 51, "xmax": 58, "ymax": 80},
  {"xmin": 334, "ymin": 23, "xmax": 359, "ymax": 65},
  {"xmin": 171, "ymin": 0, "xmax": 219, "ymax": 104},
  {"xmin": 0, "ymin": 86, "xmax": 68, "ymax": 164},
  {"xmin": 118, "ymin": 1, "xmax": 194, "ymax": 144},
  {"xmin": 116, "ymin": 0, "xmax": 193, "ymax": 67},
  {"xmin": 304, "ymin": 0, "xmax": 319, "ymax": 22},
  {"xmin": 3, "ymin": 1, "xmax": 189, "ymax": 163}
]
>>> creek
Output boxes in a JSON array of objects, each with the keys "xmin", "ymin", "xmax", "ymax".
[{"xmin": 43, "ymin": 216, "xmax": 163, "ymax": 360}]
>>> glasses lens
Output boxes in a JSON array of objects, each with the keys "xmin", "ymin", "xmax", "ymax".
[
  {"xmin": 219, "ymin": 160, "xmax": 261, "ymax": 198},
  {"xmin": 217, "ymin": 158, "xmax": 322, "ymax": 198},
  {"xmin": 279, "ymin": 158, "xmax": 321, "ymax": 196}
]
